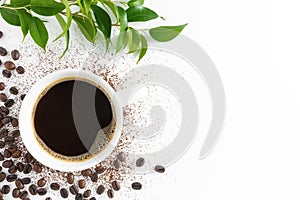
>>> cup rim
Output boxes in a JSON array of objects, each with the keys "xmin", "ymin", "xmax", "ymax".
[{"xmin": 19, "ymin": 69, "xmax": 123, "ymax": 172}]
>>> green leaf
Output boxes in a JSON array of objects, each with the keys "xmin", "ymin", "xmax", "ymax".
[
  {"xmin": 128, "ymin": 0, "xmax": 144, "ymax": 7},
  {"xmin": 55, "ymin": 14, "xmax": 70, "ymax": 58},
  {"xmin": 91, "ymin": 5, "xmax": 112, "ymax": 40},
  {"xmin": 30, "ymin": 0, "xmax": 65, "ymax": 16},
  {"xmin": 11, "ymin": 0, "xmax": 30, "ymax": 7},
  {"xmin": 83, "ymin": 0, "xmax": 91, "ymax": 16},
  {"xmin": 53, "ymin": 0, "xmax": 72, "ymax": 42},
  {"xmin": 73, "ymin": 15, "xmax": 96, "ymax": 43},
  {"xmin": 116, "ymin": 6, "xmax": 128, "ymax": 53},
  {"xmin": 0, "ymin": 8, "xmax": 20, "ymax": 26},
  {"xmin": 16, "ymin": 9, "xmax": 32, "ymax": 39},
  {"xmin": 128, "ymin": 28, "xmax": 140, "ymax": 53},
  {"xmin": 103, "ymin": 0, "xmax": 117, "ymax": 18},
  {"xmin": 137, "ymin": 34, "xmax": 147, "ymax": 63},
  {"xmin": 29, "ymin": 17, "xmax": 49, "ymax": 51},
  {"xmin": 149, "ymin": 24, "xmax": 188, "ymax": 42},
  {"xmin": 126, "ymin": 6, "xmax": 158, "ymax": 22}
]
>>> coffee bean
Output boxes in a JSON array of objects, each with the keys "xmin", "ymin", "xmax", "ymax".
[
  {"xmin": 95, "ymin": 164, "xmax": 105, "ymax": 174},
  {"xmin": 12, "ymin": 188, "xmax": 20, "ymax": 198},
  {"xmin": 19, "ymin": 191, "xmax": 28, "ymax": 199},
  {"xmin": 75, "ymin": 193, "xmax": 83, "ymax": 200},
  {"xmin": 0, "ymin": 129, "xmax": 8, "ymax": 139},
  {"xmin": 7, "ymin": 174, "xmax": 17, "ymax": 182},
  {"xmin": 1, "ymin": 185, "xmax": 10, "ymax": 194},
  {"xmin": 89, "ymin": 197, "xmax": 96, "ymax": 200},
  {"xmin": 16, "ymin": 66, "xmax": 25, "ymax": 74},
  {"xmin": 29, "ymin": 184, "xmax": 37, "ymax": 195},
  {"xmin": 4, "ymin": 99, "xmax": 14, "ymax": 107},
  {"xmin": 96, "ymin": 185, "xmax": 105, "ymax": 195},
  {"xmin": 0, "ymin": 31, "xmax": 3, "ymax": 38},
  {"xmin": 112, "ymin": 181, "xmax": 120, "ymax": 191},
  {"xmin": 15, "ymin": 179, "xmax": 24, "ymax": 189},
  {"xmin": 9, "ymin": 87, "xmax": 18, "ymax": 95},
  {"xmin": 0, "ymin": 82, "xmax": 5, "ymax": 90},
  {"xmin": 2, "ymin": 116, "xmax": 11, "ymax": 124},
  {"xmin": 78, "ymin": 180, "xmax": 86, "ymax": 189},
  {"xmin": 83, "ymin": 189, "xmax": 91, "ymax": 198},
  {"xmin": 4, "ymin": 149, "xmax": 12, "ymax": 158},
  {"xmin": 45, "ymin": 197, "xmax": 52, "ymax": 200},
  {"xmin": 0, "ymin": 47, "xmax": 7, "ymax": 56},
  {"xmin": 117, "ymin": 152, "xmax": 126, "ymax": 162},
  {"xmin": 113, "ymin": 159, "xmax": 120, "ymax": 169},
  {"xmin": 107, "ymin": 189, "xmax": 114, "ymax": 198},
  {"xmin": 12, "ymin": 130, "xmax": 20, "ymax": 138},
  {"xmin": 0, "ymin": 106, "xmax": 9, "ymax": 115},
  {"xmin": 4, "ymin": 61, "xmax": 16, "ymax": 70},
  {"xmin": 20, "ymin": 94, "xmax": 26, "ymax": 100},
  {"xmin": 0, "ymin": 141, "xmax": 4, "ymax": 148},
  {"xmin": 2, "ymin": 160, "xmax": 13, "ymax": 168},
  {"xmin": 67, "ymin": 172, "xmax": 74, "ymax": 184},
  {"xmin": 12, "ymin": 150, "xmax": 21, "ymax": 158},
  {"xmin": 37, "ymin": 188, "xmax": 47, "ymax": 196},
  {"xmin": 23, "ymin": 164, "xmax": 32, "ymax": 174},
  {"xmin": 2, "ymin": 69, "xmax": 11, "ymax": 78},
  {"xmin": 0, "ymin": 93, "xmax": 7, "ymax": 102},
  {"xmin": 11, "ymin": 50, "xmax": 20, "ymax": 60},
  {"xmin": 37, "ymin": 178, "xmax": 47, "ymax": 187},
  {"xmin": 4, "ymin": 136, "xmax": 14, "ymax": 144},
  {"xmin": 24, "ymin": 152, "xmax": 34, "ymax": 163},
  {"xmin": 90, "ymin": 173, "xmax": 98, "ymax": 182},
  {"xmin": 154, "ymin": 165, "xmax": 165, "ymax": 173},
  {"xmin": 8, "ymin": 165, "xmax": 17, "ymax": 174},
  {"xmin": 50, "ymin": 183, "xmax": 60, "ymax": 190},
  {"xmin": 8, "ymin": 144, "xmax": 17, "ymax": 153},
  {"xmin": 60, "ymin": 188, "xmax": 68, "ymax": 198},
  {"xmin": 21, "ymin": 177, "xmax": 31, "ymax": 184},
  {"xmin": 81, "ymin": 169, "xmax": 92, "ymax": 176},
  {"xmin": 33, "ymin": 163, "xmax": 42, "ymax": 173},
  {"xmin": 69, "ymin": 185, "xmax": 78, "ymax": 195},
  {"xmin": 0, "ymin": 153, "xmax": 3, "ymax": 161},
  {"xmin": 0, "ymin": 172, "xmax": 6, "ymax": 182},
  {"xmin": 136, "ymin": 158, "xmax": 145, "ymax": 167},
  {"xmin": 132, "ymin": 182, "xmax": 142, "ymax": 190},
  {"xmin": 16, "ymin": 162, "xmax": 24, "ymax": 172}
]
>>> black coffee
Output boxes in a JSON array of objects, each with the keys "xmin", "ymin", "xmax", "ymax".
[{"xmin": 34, "ymin": 79, "xmax": 113, "ymax": 157}]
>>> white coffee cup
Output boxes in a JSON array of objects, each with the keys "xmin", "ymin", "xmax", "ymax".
[{"xmin": 19, "ymin": 69, "xmax": 123, "ymax": 172}]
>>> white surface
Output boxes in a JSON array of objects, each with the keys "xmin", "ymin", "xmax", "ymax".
[{"xmin": 1, "ymin": 0, "xmax": 299, "ymax": 199}]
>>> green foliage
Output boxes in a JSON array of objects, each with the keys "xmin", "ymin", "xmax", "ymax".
[{"xmin": 0, "ymin": 0, "xmax": 187, "ymax": 61}]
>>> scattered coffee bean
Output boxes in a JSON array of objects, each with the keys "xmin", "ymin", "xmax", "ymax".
[
  {"xmin": 107, "ymin": 189, "xmax": 114, "ymax": 198},
  {"xmin": 0, "ymin": 31, "xmax": 3, "ymax": 38},
  {"xmin": 50, "ymin": 183, "xmax": 60, "ymax": 190},
  {"xmin": 81, "ymin": 169, "xmax": 92, "ymax": 176},
  {"xmin": 69, "ymin": 185, "xmax": 78, "ymax": 195},
  {"xmin": 78, "ymin": 180, "xmax": 86, "ymax": 189},
  {"xmin": 2, "ymin": 116, "xmax": 11, "ymax": 124},
  {"xmin": 37, "ymin": 178, "xmax": 47, "ymax": 187},
  {"xmin": 8, "ymin": 144, "xmax": 17, "ymax": 153},
  {"xmin": 132, "ymin": 182, "xmax": 142, "ymax": 190},
  {"xmin": 0, "ymin": 93, "xmax": 7, "ymax": 102},
  {"xmin": 112, "ymin": 181, "xmax": 120, "ymax": 191},
  {"xmin": 12, "ymin": 188, "xmax": 20, "ymax": 198},
  {"xmin": 67, "ymin": 172, "xmax": 74, "ymax": 184},
  {"xmin": 89, "ymin": 197, "xmax": 96, "ymax": 200},
  {"xmin": 4, "ymin": 61, "xmax": 16, "ymax": 70},
  {"xmin": 60, "ymin": 188, "xmax": 68, "ymax": 198},
  {"xmin": 16, "ymin": 162, "xmax": 24, "ymax": 172},
  {"xmin": 83, "ymin": 189, "xmax": 91, "ymax": 198},
  {"xmin": 15, "ymin": 179, "xmax": 24, "ymax": 189},
  {"xmin": 2, "ymin": 160, "xmax": 13, "ymax": 168},
  {"xmin": 90, "ymin": 173, "xmax": 98, "ymax": 182},
  {"xmin": 136, "ymin": 158, "xmax": 145, "ymax": 167},
  {"xmin": 20, "ymin": 94, "xmax": 26, "ymax": 100},
  {"xmin": 24, "ymin": 152, "xmax": 34, "ymax": 163},
  {"xmin": 117, "ymin": 152, "xmax": 126, "ymax": 162},
  {"xmin": 0, "ymin": 47, "xmax": 7, "ymax": 56},
  {"xmin": 0, "ymin": 141, "xmax": 4, "ymax": 148},
  {"xmin": 95, "ymin": 164, "xmax": 105, "ymax": 174},
  {"xmin": 155, "ymin": 165, "xmax": 165, "ymax": 173},
  {"xmin": 19, "ymin": 191, "xmax": 28, "ymax": 199},
  {"xmin": 0, "ymin": 82, "xmax": 5, "ymax": 90},
  {"xmin": 11, "ymin": 118, "xmax": 18, "ymax": 127},
  {"xmin": 1, "ymin": 185, "xmax": 10, "ymax": 194},
  {"xmin": 33, "ymin": 163, "xmax": 42, "ymax": 173},
  {"xmin": 96, "ymin": 185, "xmax": 105, "ymax": 195},
  {"xmin": 12, "ymin": 130, "xmax": 20, "ymax": 138},
  {"xmin": 37, "ymin": 188, "xmax": 47, "ymax": 196},
  {"xmin": 21, "ymin": 177, "xmax": 31, "ymax": 185},
  {"xmin": 23, "ymin": 164, "xmax": 32, "ymax": 174},
  {"xmin": 4, "ymin": 99, "xmax": 14, "ymax": 107},
  {"xmin": 7, "ymin": 174, "xmax": 17, "ymax": 182},
  {"xmin": 4, "ymin": 149, "xmax": 12, "ymax": 158},
  {"xmin": 0, "ymin": 153, "xmax": 3, "ymax": 161},
  {"xmin": 12, "ymin": 150, "xmax": 21, "ymax": 158},
  {"xmin": 8, "ymin": 165, "xmax": 17, "ymax": 174},
  {"xmin": 16, "ymin": 66, "xmax": 25, "ymax": 74},
  {"xmin": 0, "ymin": 172, "xmax": 6, "ymax": 182},
  {"xmin": 45, "ymin": 197, "xmax": 52, "ymax": 200},
  {"xmin": 9, "ymin": 87, "xmax": 18, "ymax": 95},
  {"xmin": 0, "ymin": 129, "xmax": 8, "ymax": 139},
  {"xmin": 2, "ymin": 69, "xmax": 11, "ymax": 78},
  {"xmin": 0, "ymin": 106, "xmax": 9, "ymax": 115},
  {"xmin": 4, "ymin": 136, "xmax": 14, "ymax": 144},
  {"xmin": 11, "ymin": 50, "xmax": 20, "ymax": 60},
  {"xmin": 75, "ymin": 193, "xmax": 83, "ymax": 200},
  {"xmin": 29, "ymin": 184, "xmax": 37, "ymax": 195},
  {"xmin": 113, "ymin": 159, "xmax": 120, "ymax": 169}
]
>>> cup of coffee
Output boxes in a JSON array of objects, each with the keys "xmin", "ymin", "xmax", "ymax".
[{"xmin": 19, "ymin": 69, "xmax": 123, "ymax": 171}]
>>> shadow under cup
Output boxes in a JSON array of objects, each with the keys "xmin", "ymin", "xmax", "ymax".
[{"xmin": 19, "ymin": 70, "xmax": 123, "ymax": 172}]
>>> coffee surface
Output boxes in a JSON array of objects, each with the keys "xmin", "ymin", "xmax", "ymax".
[{"xmin": 34, "ymin": 80, "xmax": 113, "ymax": 156}]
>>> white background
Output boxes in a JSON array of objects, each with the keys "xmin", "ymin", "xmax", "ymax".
[{"xmin": 1, "ymin": 0, "xmax": 300, "ymax": 199}]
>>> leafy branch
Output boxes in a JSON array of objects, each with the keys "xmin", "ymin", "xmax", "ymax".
[{"xmin": 0, "ymin": 0, "xmax": 187, "ymax": 62}]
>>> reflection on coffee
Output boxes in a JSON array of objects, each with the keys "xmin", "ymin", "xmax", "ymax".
[{"xmin": 33, "ymin": 78, "xmax": 116, "ymax": 161}]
